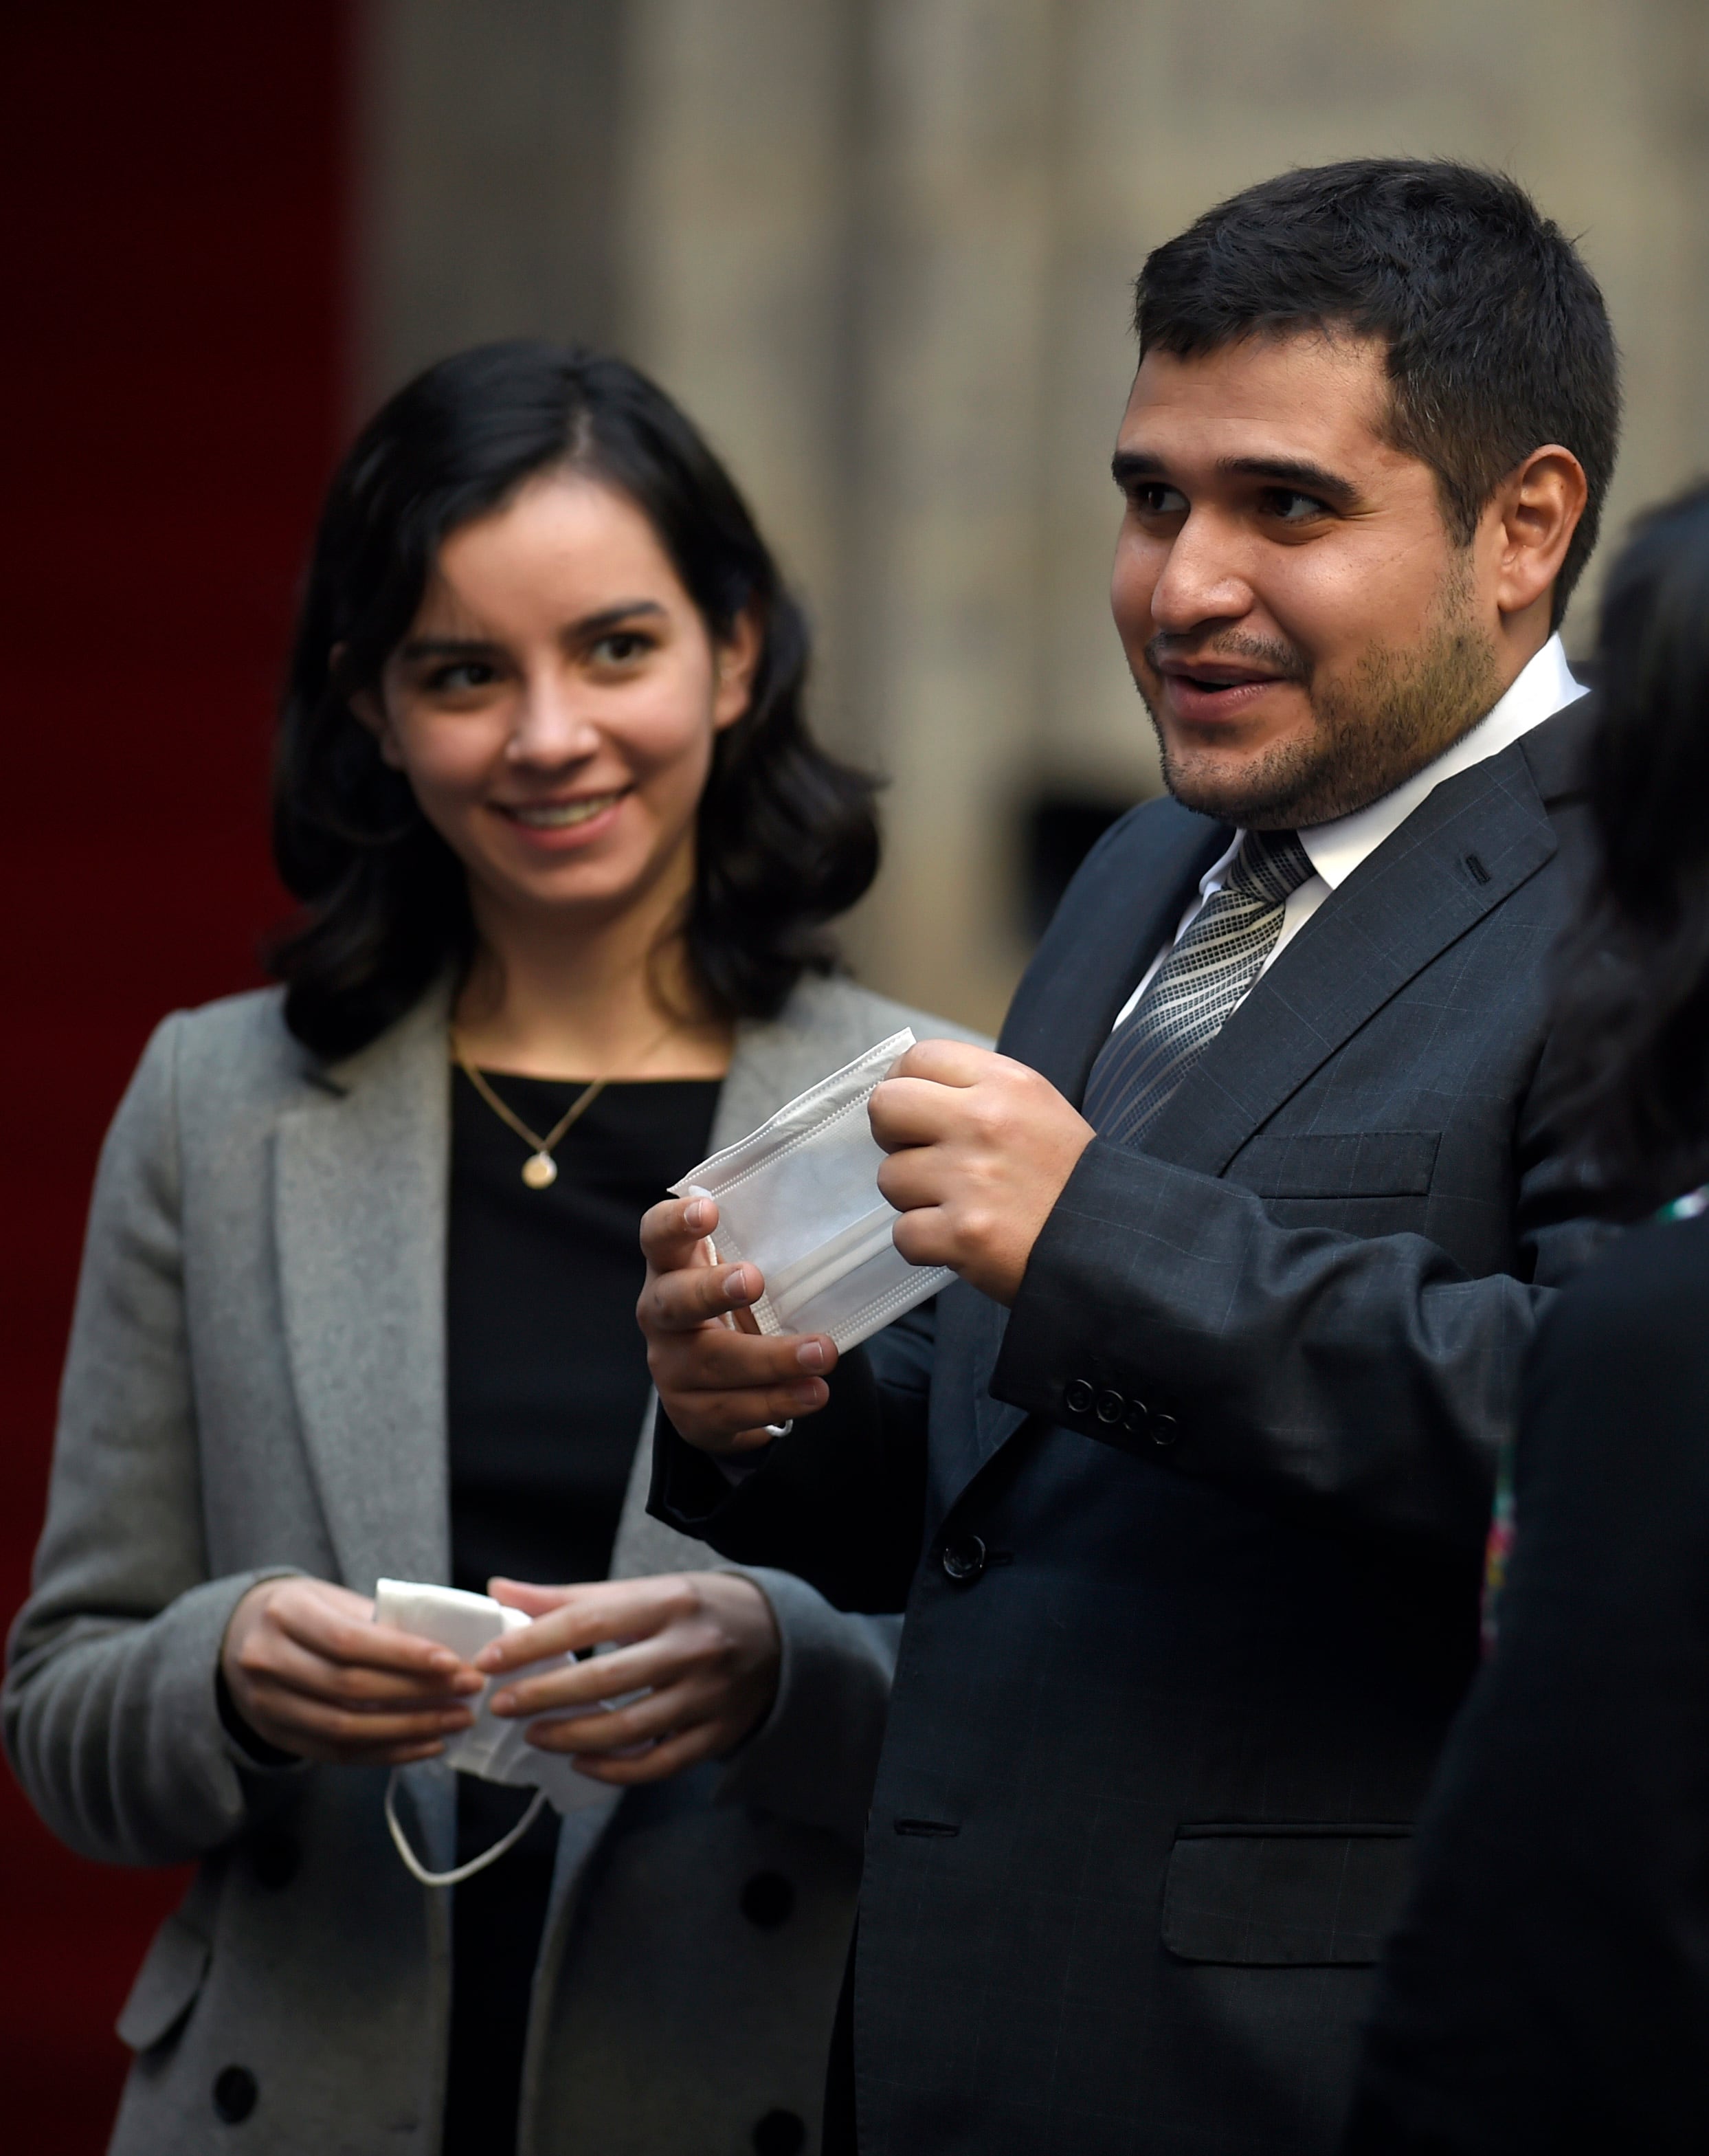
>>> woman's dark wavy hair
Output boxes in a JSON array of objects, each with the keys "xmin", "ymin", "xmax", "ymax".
[
  {"xmin": 271, "ymin": 340, "xmax": 880, "ymax": 1058},
  {"xmin": 1551, "ymin": 480, "xmax": 1709, "ymax": 1214}
]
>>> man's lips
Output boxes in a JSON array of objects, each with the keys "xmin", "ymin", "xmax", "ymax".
[{"xmin": 1155, "ymin": 663, "xmax": 1295, "ymax": 724}]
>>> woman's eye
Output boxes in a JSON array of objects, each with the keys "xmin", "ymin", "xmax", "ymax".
[
  {"xmin": 425, "ymin": 660, "xmax": 497, "ymax": 693},
  {"xmin": 590, "ymin": 630, "xmax": 652, "ymax": 665}
]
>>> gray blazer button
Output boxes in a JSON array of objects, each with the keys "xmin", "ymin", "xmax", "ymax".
[
  {"xmin": 1064, "ymin": 1378, "xmax": 1095, "ymax": 1415},
  {"xmin": 940, "ymin": 1534, "xmax": 987, "ymax": 1584},
  {"xmin": 752, "ymin": 2110, "xmax": 807, "ymax": 2155},
  {"xmin": 1149, "ymin": 1411, "xmax": 1181, "ymax": 1448},
  {"xmin": 1094, "ymin": 1388, "xmax": 1126, "ymax": 1424},
  {"xmin": 212, "ymin": 2067, "xmax": 258, "ymax": 2123},
  {"xmin": 739, "ymin": 1871, "xmax": 795, "ymax": 1929},
  {"xmin": 249, "ymin": 1828, "xmax": 298, "ymax": 1889}
]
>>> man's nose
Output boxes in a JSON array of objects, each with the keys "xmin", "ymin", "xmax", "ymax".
[{"xmin": 1148, "ymin": 513, "xmax": 1253, "ymax": 635}]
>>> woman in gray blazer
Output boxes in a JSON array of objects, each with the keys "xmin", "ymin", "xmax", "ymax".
[{"xmin": 3, "ymin": 343, "xmax": 975, "ymax": 2156}]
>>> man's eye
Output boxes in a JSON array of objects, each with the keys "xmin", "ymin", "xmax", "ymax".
[
  {"xmin": 1132, "ymin": 483, "xmax": 1188, "ymax": 518},
  {"xmin": 1265, "ymin": 489, "xmax": 1331, "ymax": 524}
]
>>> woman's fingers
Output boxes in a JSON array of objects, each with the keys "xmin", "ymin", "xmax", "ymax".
[
  {"xmin": 270, "ymin": 1583, "xmax": 480, "ymax": 1685},
  {"xmin": 480, "ymin": 1573, "xmax": 684, "ymax": 1671}
]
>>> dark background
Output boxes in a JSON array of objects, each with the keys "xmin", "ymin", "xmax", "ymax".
[{"xmin": 0, "ymin": 6, "xmax": 347, "ymax": 2143}]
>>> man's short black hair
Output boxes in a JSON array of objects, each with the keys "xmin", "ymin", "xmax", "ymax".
[{"xmin": 1136, "ymin": 159, "xmax": 1620, "ymax": 625}]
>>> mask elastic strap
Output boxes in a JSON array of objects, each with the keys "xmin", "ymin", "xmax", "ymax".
[{"xmin": 384, "ymin": 1770, "xmax": 549, "ymax": 1887}]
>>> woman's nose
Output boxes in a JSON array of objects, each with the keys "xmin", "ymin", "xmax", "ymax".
[{"xmin": 506, "ymin": 677, "xmax": 602, "ymax": 766}]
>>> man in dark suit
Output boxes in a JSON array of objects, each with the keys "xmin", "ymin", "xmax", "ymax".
[{"xmin": 637, "ymin": 160, "xmax": 1622, "ymax": 2154}]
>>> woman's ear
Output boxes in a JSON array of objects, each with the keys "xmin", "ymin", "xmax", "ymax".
[
  {"xmin": 711, "ymin": 606, "xmax": 763, "ymax": 733},
  {"xmin": 335, "ymin": 645, "xmax": 406, "ymax": 770}
]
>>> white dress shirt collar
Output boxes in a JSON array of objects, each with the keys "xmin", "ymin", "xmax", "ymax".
[{"xmin": 1297, "ymin": 632, "xmax": 1586, "ymax": 891}]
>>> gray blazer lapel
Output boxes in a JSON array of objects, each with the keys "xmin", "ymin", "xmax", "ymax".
[
  {"xmin": 273, "ymin": 986, "xmax": 453, "ymax": 1594},
  {"xmin": 1142, "ymin": 733, "xmax": 1559, "ymax": 1175}
]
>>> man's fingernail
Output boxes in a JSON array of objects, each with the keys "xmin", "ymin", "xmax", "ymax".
[
  {"xmin": 724, "ymin": 1270, "xmax": 752, "ymax": 1304},
  {"xmin": 796, "ymin": 1340, "xmax": 827, "ymax": 1371},
  {"xmin": 489, "ymin": 1690, "xmax": 517, "ymax": 1715},
  {"xmin": 429, "ymin": 1649, "xmax": 459, "ymax": 1670},
  {"xmin": 794, "ymin": 1382, "xmax": 828, "ymax": 1410},
  {"xmin": 685, "ymin": 1199, "xmax": 709, "ymax": 1230},
  {"xmin": 454, "ymin": 1670, "xmax": 485, "ymax": 1691},
  {"xmin": 442, "ymin": 1709, "xmax": 473, "ymax": 1729}
]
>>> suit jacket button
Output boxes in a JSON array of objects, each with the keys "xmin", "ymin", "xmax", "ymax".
[
  {"xmin": 1094, "ymin": 1388, "xmax": 1126, "ymax": 1424},
  {"xmin": 1064, "ymin": 1378, "xmax": 1095, "ymax": 1415},
  {"xmin": 941, "ymin": 1534, "xmax": 987, "ymax": 1584},
  {"xmin": 212, "ymin": 2067, "xmax": 258, "ymax": 2123},
  {"xmin": 752, "ymin": 2110, "xmax": 807, "ymax": 2156},
  {"xmin": 1150, "ymin": 1411, "xmax": 1181, "ymax": 1448}
]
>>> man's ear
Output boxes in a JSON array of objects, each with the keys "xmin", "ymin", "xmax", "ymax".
[
  {"xmin": 711, "ymin": 605, "xmax": 763, "ymax": 733},
  {"xmin": 1493, "ymin": 446, "xmax": 1589, "ymax": 622},
  {"xmin": 336, "ymin": 645, "xmax": 406, "ymax": 770}
]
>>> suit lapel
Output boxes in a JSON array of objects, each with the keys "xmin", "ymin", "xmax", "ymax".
[
  {"xmin": 1141, "ymin": 734, "xmax": 1558, "ymax": 1174},
  {"xmin": 1000, "ymin": 801, "xmax": 1231, "ymax": 1105},
  {"xmin": 951, "ymin": 805, "xmax": 1229, "ymax": 1485},
  {"xmin": 273, "ymin": 986, "xmax": 454, "ymax": 1593}
]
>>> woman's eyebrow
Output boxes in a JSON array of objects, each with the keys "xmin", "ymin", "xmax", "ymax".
[
  {"xmin": 398, "ymin": 599, "xmax": 669, "ymax": 665},
  {"xmin": 570, "ymin": 599, "xmax": 668, "ymax": 637}
]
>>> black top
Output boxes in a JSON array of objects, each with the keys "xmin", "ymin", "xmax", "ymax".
[
  {"xmin": 1344, "ymin": 1212, "xmax": 1709, "ymax": 2155},
  {"xmin": 441, "ymin": 1067, "xmax": 719, "ymax": 2156}
]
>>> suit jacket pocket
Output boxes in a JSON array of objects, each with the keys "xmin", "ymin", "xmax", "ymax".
[
  {"xmin": 1161, "ymin": 1823, "xmax": 1413, "ymax": 1966},
  {"xmin": 116, "ymin": 1908, "xmax": 211, "ymax": 2052},
  {"xmin": 1228, "ymin": 1130, "xmax": 1441, "ymax": 1200}
]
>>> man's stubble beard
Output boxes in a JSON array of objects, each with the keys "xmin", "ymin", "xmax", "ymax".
[{"xmin": 1142, "ymin": 558, "xmax": 1504, "ymax": 831}]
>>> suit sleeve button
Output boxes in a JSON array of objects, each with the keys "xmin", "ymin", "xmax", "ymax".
[
  {"xmin": 940, "ymin": 1534, "xmax": 988, "ymax": 1584},
  {"xmin": 1064, "ymin": 1379, "xmax": 1095, "ymax": 1415},
  {"xmin": 1150, "ymin": 1412, "xmax": 1180, "ymax": 1448},
  {"xmin": 1094, "ymin": 1388, "xmax": 1126, "ymax": 1424}
]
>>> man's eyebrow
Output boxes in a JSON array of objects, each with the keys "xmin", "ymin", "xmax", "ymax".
[
  {"xmin": 1110, "ymin": 447, "xmax": 1361, "ymax": 510},
  {"xmin": 396, "ymin": 599, "xmax": 667, "ymax": 662},
  {"xmin": 1216, "ymin": 456, "xmax": 1360, "ymax": 508}
]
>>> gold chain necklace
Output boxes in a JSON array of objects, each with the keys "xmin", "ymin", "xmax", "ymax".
[{"xmin": 450, "ymin": 1023, "xmax": 676, "ymax": 1190}]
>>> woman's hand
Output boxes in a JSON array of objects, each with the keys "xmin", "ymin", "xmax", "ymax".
[
  {"xmin": 220, "ymin": 1577, "xmax": 484, "ymax": 1765},
  {"xmin": 477, "ymin": 1571, "xmax": 781, "ymax": 1786}
]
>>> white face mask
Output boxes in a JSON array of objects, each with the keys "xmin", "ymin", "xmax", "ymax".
[
  {"xmin": 374, "ymin": 1579, "xmax": 629, "ymax": 1885},
  {"xmin": 671, "ymin": 1028, "xmax": 951, "ymax": 1353}
]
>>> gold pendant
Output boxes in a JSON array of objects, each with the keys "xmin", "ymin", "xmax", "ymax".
[{"xmin": 522, "ymin": 1152, "xmax": 558, "ymax": 1190}]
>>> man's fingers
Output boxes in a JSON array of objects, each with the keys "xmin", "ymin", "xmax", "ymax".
[
  {"xmin": 889, "ymin": 1038, "xmax": 1007, "ymax": 1086},
  {"xmin": 640, "ymin": 1256, "xmax": 765, "ymax": 1335},
  {"xmin": 247, "ymin": 1634, "xmax": 479, "ymax": 1711},
  {"xmin": 638, "ymin": 1193, "xmax": 721, "ymax": 1271},
  {"xmin": 651, "ymin": 1318, "xmax": 834, "ymax": 1390}
]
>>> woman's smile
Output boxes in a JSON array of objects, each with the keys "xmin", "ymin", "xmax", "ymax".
[{"xmin": 495, "ymin": 787, "xmax": 630, "ymax": 847}]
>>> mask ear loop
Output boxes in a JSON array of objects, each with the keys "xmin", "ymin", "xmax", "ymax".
[{"xmin": 384, "ymin": 1771, "xmax": 549, "ymax": 1887}]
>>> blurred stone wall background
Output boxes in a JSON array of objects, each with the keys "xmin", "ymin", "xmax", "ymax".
[{"xmin": 355, "ymin": 0, "xmax": 1709, "ymax": 1034}]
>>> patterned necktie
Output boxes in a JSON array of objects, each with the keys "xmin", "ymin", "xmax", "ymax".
[{"xmin": 1081, "ymin": 827, "xmax": 1316, "ymax": 1146}]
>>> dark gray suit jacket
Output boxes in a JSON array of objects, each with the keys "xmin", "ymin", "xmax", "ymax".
[{"xmin": 653, "ymin": 700, "xmax": 1607, "ymax": 2156}]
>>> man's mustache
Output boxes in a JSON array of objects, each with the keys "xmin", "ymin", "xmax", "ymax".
[{"xmin": 1142, "ymin": 632, "xmax": 1309, "ymax": 682}]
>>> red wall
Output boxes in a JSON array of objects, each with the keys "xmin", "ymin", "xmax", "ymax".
[{"xmin": 0, "ymin": 6, "xmax": 348, "ymax": 2144}]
